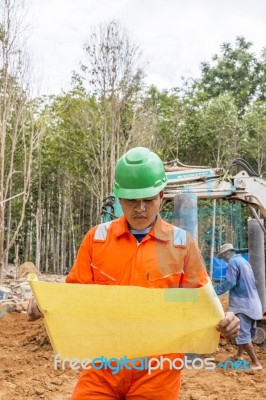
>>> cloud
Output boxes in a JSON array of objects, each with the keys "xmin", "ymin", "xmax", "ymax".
[{"xmin": 28, "ymin": 0, "xmax": 266, "ymax": 95}]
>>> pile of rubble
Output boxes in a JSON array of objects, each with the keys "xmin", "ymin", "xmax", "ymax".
[{"xmin": 0, "ymin": 262, "xmax": 65, "ymax": 316}]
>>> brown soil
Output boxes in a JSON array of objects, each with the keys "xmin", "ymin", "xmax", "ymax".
[
  {"xmin": 0, "ymin": 313, "xmax": 78, "ymax": 400},
  {"xmin": 0, "ymin": 296, "xmax": 265, "ymax": 400}
]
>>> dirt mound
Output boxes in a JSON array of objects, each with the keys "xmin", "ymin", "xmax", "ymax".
[
  {"xmin": 18, "ymin": 262, "xmax": 37, "ymax": 278},
  {"xmin": 0, "ymin": 313, "xmax": 78, "ymax": 400},
  {"xmin": 0, "ymin": 312, "xmax": 265, "ymax": 400}
]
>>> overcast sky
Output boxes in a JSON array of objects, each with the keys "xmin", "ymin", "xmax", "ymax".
[{"xmin": 28, "ymin": 0, "xmax": 266, "ymax": 95}]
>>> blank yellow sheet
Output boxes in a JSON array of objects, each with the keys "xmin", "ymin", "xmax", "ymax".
[{"xmin": 29, "ymin": 279, "xmax": 224, "ymax": 360}]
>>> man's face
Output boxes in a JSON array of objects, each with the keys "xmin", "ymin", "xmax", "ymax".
[
  {"xmin": 120, "ymin": 192, "xmax": 163, "ymax": 230},
  {"xmin": 220, "ymin": 251, "xmax": 231, "ymax": 262}
]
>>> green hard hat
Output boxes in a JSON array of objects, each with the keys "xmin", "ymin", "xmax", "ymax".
[{"xmin": 114, "ymin": 147, "xmax": 167, "ymax": 199}]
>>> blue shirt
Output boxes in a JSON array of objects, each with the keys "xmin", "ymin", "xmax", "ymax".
[
  {"xmin": 214, "ymin": 254, "xmax": 262, "ymax": 320},
  {"xmin": 130, "ymin": 227, "xmax": 152, "ymax": 243}
]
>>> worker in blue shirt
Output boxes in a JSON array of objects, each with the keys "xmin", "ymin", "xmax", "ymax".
[{"xmin": 214, "ymin": 243, "xmax": 263, "ymax": 370}]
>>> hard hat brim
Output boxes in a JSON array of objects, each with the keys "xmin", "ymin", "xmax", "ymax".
[{"xmin": 114, "ymin": 182, "xmax": 166, "ymax": 199}]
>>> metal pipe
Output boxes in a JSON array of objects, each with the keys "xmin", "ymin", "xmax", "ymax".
[
  {"xmin": 173, "ymin": 193, "xmax": 199, "ymax": 361},
  {"xmin": 209, "ymin": 199, "xmax": 217, "ymax": 280},
  {"xmin": 173, "ymin": 193, "xmax": 198, "ymax": 241},
  {"xmin": 248, "ymin": 218, "xmax": 266, "ymax": 314}
]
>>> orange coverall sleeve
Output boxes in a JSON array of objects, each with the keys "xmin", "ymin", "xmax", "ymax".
[
  {"xmin": 180, "ymin": 233, "xmax": 209, "ymax": 288},
  {"xmin": 66, "ymin": 229, "xmax": 94, "ymax": 284}
]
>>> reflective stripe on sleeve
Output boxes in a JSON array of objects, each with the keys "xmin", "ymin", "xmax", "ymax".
[
  {"xmin": 94, "ymin": 221, "xmax": 113, "ymax": 241},
  {"xmin": 173, "ymin": 226, "xmax": 187, "ymax": 246}
]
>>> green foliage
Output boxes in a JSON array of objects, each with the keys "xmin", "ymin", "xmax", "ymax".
[
  {"xmin": 186, "ymin": 36, "xmax": 266, "ymax": 114},
  {"xmin": 177, "ymin": 94, "xmax": 245, "ymax": 167},
  {"xmin": 242, "ymin": 101, "xmax": 266, "ymax": 175},
  {"xmin": 143, "ymin": 86, "xmax": 184, "ymax": 161}
]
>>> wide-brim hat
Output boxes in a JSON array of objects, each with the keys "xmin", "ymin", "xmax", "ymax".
[{"xmin": 217, "ymin": 243, "xmax": 235, "ymax": 258}]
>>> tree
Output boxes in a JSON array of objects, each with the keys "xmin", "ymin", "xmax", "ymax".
[
  {"xmin": 178, "ymin": 94, "xmax": 243, "ymax": 167},
  {"xmin": 143, "ymin": 86, "xmax": 184, "ymax": 161},
  {"xmin": 31, "ymin": 84, "xmax": 101, "ymax": 273},
  {"xmin": 0, "ymin": 0, "xmax": 43, "ymax": 276},
  {"xmin": 81, "ymin": 20, "xmax": 146, "ymax": 208},
  {"xmin": 185, "ymin": 37, "xmax": 266, "ymax": 114},
  {"xmin": 197, "ymin": 94, "xmax": 244, "ymax": 167},
  {"xmin": 243, "ymin": 101, "xmax": 266, "ymax": 176}
]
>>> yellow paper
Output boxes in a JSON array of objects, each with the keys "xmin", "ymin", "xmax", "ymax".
[{"xmin": 29, "ymin": 279, "xmax": 224, "ymax": 360}]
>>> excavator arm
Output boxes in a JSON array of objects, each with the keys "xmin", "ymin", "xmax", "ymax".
[{"xmin": 163, "ymin": 158, "xmax": 266, "ymax": 220}]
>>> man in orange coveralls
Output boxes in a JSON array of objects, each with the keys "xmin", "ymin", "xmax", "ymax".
[{"xmin": 28, "ymin": 147, "xmax": 240, "ymax": 399}]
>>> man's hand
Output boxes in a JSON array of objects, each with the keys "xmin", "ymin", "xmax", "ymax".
[
  {"xmin": 216, "ymin": 311, "xmax": 240, "ymax": 340},
  {"xmin": 27, "ymin": 297, "xmax": 43, "ymax": 321}
]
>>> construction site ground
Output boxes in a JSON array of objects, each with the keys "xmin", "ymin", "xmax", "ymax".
[{"xmin": 0, "ymin": 289, "xmax": 265, "ymax": 400}]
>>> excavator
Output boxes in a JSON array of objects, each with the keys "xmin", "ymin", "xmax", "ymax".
[
  {"xmin": 101, "ymin": 157, "xmax": 266, "ymax": 345},
  {"xmin": 163, "ymin": 157, "xmax": 266, "ymax": 221}
]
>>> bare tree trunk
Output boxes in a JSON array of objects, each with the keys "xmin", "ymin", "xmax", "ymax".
[
  {"xmin": 89, "ymin": 196, "xmax": 94, "ymax": 228},
  {"xmin": 29, "ymin": 212, "xmax": 33, "ymax": 261},
  {"xmin": 14, "ymin": 243, "xmax": 19, "ymax": 274},
  {"xmin": 69, "ymin": 200, "xmax": 76, "ymax": 267},
  {"xmin": 35, "ymin": 207, "xmax": 42, "ymax": 274},
  {"xmin": 60, "ymin": 194, "xmax": 67, "ymax": 274},
  {"xmin": 4, "ymin": 186, "xmax": 12, "ymax": 267},
  {"xmin": 50, "ymin": 226, "xmax": 55, "ymax": 274},
  {"xmin": 0, "ymin": 0, "xmax": 45, "ymax": 279},
  {"xmin": 56, "ymin": 192, "xmax": 61, "ymax": 274},
  {"xmin": 45, "ymin": 205, "xmax": 50, "ymax": 273}
]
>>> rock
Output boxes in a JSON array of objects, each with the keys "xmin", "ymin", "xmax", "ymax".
[
  {"xmin": 3, "ymin": 264, "xmax": 16, "ymax": 279},
  {"xmin": 50, "ymin": 378, "xmax": 63, "ymax": 386},
  {"xmin": 15, "ymin": 303, "xmax": 24, "ymax": 312},
  {"xmin": 189, "ymin": 394, "xmax": 200, "ymax": 400},
  {"xmin": 1, "ymin": 301, "xmax": 16, "ymax": 313},
  {"xmin": 31, "ymin": 345, "xmax": 40, "ymax": 352},
  {"xmin": 45, "ymin": 383, "xmax": 57, "ymax": 392},
  {"xmin": 19, "ymin": 282, "xmax": 33, "ymax": 299},
  {"xmin": 35, "ymin": 387, "xmax": 45, "ymax": 395}
]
